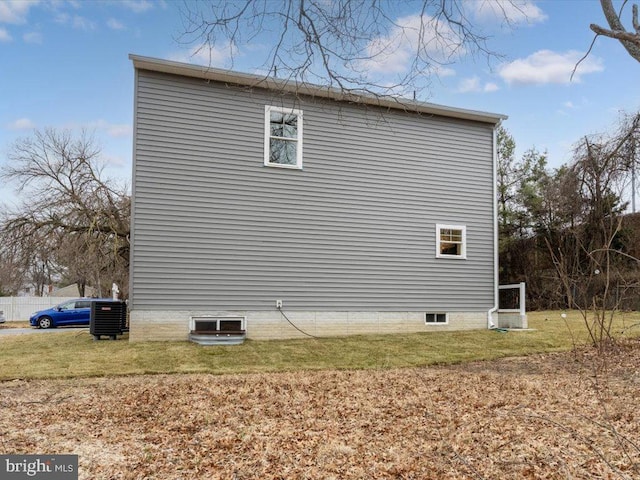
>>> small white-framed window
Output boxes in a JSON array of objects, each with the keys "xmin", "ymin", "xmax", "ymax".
[
  {"xmin": 436, "ymin": 224, "xmax": 466, "ymax": 259},
  {"xmin": 425, "ymin": 313, "xmax": 448, "ymax": 325},
  {"xmin": 264, "ymin": 105, "xmax": 303, "ymax": 169}
]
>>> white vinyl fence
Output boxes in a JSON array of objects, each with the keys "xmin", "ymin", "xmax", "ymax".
[{"xmin": 0, "ymin": 297, "xmax": 76, "ymax": 321}]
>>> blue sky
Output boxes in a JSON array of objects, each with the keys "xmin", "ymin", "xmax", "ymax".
[{"xmin": 1, "ymin": 0, "xmax": 639, "ymax": 206}]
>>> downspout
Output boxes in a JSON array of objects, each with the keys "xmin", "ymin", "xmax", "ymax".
[
  {"xmin": 129, "ymin": 66, "xmax": 139, "ymax": 312},
  {"xmin": 487, "ymin": 122, "xmax": 501, "ymax": 329}
]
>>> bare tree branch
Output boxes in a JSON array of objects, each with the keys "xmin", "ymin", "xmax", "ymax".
[
  {"xmin": 590, "ymin": 0, "xmax": 640, "ymax": 62},
  {"xmin": 177, "ymin": 0, "xmax": 508, "ymax": 98}
]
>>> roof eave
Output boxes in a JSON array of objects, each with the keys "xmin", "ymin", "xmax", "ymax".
[{"xmin": 129, "ymin": 54, "xmax": 508, "ymax": 125}]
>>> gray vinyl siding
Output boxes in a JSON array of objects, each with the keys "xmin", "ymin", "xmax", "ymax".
[{"xmin": 131, "ymin": 70, "xmax": 496, "ymax": 311}]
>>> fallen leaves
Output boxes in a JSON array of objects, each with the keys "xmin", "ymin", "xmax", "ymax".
[{"xmin": 1, "ymin": 341, "xmax": 640, "ymax": 479}]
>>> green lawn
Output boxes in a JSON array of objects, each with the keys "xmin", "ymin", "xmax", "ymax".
[{"xmin": 1, "ymin": 310, "xmax": 639, "ymax": 380}]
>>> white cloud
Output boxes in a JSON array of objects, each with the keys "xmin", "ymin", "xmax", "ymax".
[
  {"xmin": 121, "ymin": 0, "xmax": 154, "ymax": 13},
  {"xmin": 90, "ymin": 120, "xmax": 131, "ymax": 138},
  {"xmin": 54, "ymin": 13, "xmax": 68, "ymax": 24},
  {"xmin": 434, "ymin": 65, "xmax": 456, "ymax": 77},
  {"xmin": 72, "ymin": 15, "xmax": 95, "ymax": 31},
  {"xmin": 0, "ymin": 27, "xmax": 12, "ymax": 42},
  {"xmin": 498, "ymin": 50, "xmax": 603, "ymax": 85},
  {"xmin": 471, "ymin": 0, "xmax": 547, "ymax": 25},
  {"xmin": 7, "ymin": 118, "xmax": 36, "ymax": 130},
  {"xmin": 61, "ymin": 120, "xmax": 132, "ymax": 137},
  {"xmin": 55, "ymin": 13, "xmax": 95, "ymax": 31},
  {"xmin": 107, "ymin": 18, "xmax": 125, "ymax": 30},
  {"xmin": 106, "ymin": 125, "xmax": 132, "ymax": 138},
  {"xmin": 169, "ymin": 43, "xmax": 237, "ymax": 68},
  {"xmin": 484, "ymin": 82, "xmax": 499, "ymax": 92},
  {"xmin": 557, "ymin": 99, "xmax": 591, "ymax": 115},
  {"xmin": 458, "ymin": 76, "xmax": 481, "ymax": 93},
  {"xmin": 23, "ymin": 31, "xmax": 42, "ymax": 44},
  {"xmin": 0, "ymin": 0, "xmax": 38, "ymax": 24},
  {"xmin": 358, "ymin": 14, "xmax": 464, "ymax": 75},
  {"xmin": 457, "ymin": 76, "xmax": 499, "ymax": 93}
]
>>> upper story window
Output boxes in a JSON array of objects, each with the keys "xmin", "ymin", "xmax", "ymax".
[
  {"xmin": 264, "ymin": 106, "xmax": 303, "ymax": 169},
  {"xmin": 436, "ymin": 224, "xmax": 467, "ymax": 259}
]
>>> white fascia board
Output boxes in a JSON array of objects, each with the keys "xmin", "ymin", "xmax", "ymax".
[{"xmin": 129, "ymin": 54, "xmax": 508, "ymax": 125}]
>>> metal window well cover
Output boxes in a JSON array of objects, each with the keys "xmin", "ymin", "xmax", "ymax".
[
  {"xmin": 189, "ymin": 316, "xmax": 246, "ymax": 346},
  {"xmin": 90, "ymin": 300, "xmax": 128, "ymax": 340}
]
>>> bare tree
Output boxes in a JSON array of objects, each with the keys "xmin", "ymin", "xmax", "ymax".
[
  {"xmin": 544, "ymin": 115, "xmax": 640, "ymax": 349},
  {"xmin": 0, "ymin": 243, "xmax": 26, "ymax": 296},
  {"xmin": 1, "ymin": 129, "xmax": 130, "ymax": 297},
  {"xmin": 591, "ymin": 0, "xmax": 640, "ymax": 63},
  {"xmin": 178, "ymin": 0, "xmax": 527, "ymax": 96}
]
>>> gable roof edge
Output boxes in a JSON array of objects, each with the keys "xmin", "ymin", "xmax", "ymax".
[{"xmin": 129, "ymin": 54, "xmax": 507, "ymax": 125}]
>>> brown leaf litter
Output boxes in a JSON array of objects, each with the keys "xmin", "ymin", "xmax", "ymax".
[{"xmin": 1, "ymin": 341, "xmax": 639, "ymax": 479}]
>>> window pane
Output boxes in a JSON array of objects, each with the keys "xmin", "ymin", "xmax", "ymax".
[
  {"xmin": 282, "ymin": 113, "xmax": 297, "ymax": 138},
  {"xmin": 270, "ymin": 111, "xmax": 297, "ymax": 139},
  {"xmin": 270, "ymin": 111, "xmax": 283, "ymax": 122},
  {"xmin": 219, "ymin": 320, "xmax": 243, "ymax": 331},
  {"xmin": 270, "ymin": 139, "xmax": 297, "ymax": 165},
  {"xmin": 440, "ymin": 242, "xmax": 462, "ymax": 256},
  {"xmin": 269, "ymin": 111, "xmax": 283, "ymax": 136},
  {"xmin": 282, "ymin": 122, "xmax": 297, "ymax": 138},
  {"xmin": 270, "ymin": 124, "xmax": 283, "ymax": 137},
  {"xmin": 440, "ymin": 229, "xmax": 462, "ymax": 242},
  {"xmin": 194, "ymin": 320, "xmax": 218, "ymax": 331},
  {"xmin": 426, "ymin": 313, "xmax": 447, "ymax": 323}
]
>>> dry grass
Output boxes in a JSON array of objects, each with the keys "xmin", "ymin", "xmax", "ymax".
[
  {"xmin": 0, "ymin": 321, "xmax": 30, "ymax": 329},
  {"xmin": 1, "ymin": 340, "xmax": 639, "ymax": 479}
]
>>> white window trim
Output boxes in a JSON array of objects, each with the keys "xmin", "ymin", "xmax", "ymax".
[
  {"xmin": 264, "ymin": 105, "xmax": 303, "ymax": 169},
  {"xmin": 436, "ymin": 224, "xmax": 467, "ymax": 259},
  {"xmin": 425, "ymin": 312, "xmax": 449, "ymax": 325},
  {"xmin": 190, "ymin": 315, "xmax": 246, "ymax": 332}
]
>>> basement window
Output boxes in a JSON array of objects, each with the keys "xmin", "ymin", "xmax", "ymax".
[
  {"xmin": 191, "ymin": 316, "xmax": 246, "ymax": 333},
  {"xmin": 425, "ymin": 313, "xmax": 448, "ymax": 325},
  {"xmin": 264, "ymin": 105, "xmax": 303, "ymax": 169}
]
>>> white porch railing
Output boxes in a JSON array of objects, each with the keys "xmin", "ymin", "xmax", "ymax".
[{"xmin": 498, "ymin": 282, "xmax": 528, "ymax": 329}]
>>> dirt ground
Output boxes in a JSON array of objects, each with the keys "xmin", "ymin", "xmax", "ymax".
[{"xmin": 2, "ymin": 341, "xmax": 640, "ymax": 480}]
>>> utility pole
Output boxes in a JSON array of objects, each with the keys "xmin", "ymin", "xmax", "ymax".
[
  {"xmin": 633, "ymin": 156, "xmax": 636, "ymax": 213},
  {"xmin": 633, "ymin": 133, "xmax": 637, "ymax": 213}
]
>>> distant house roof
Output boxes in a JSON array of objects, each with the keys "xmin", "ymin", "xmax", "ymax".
[
  {"xmin": 129, "ymin": 54, "xmax": 507, "ymax": 126},
  {"xmin": 50, "ymin": 284, "xmax": 96, "ymax": 298}
]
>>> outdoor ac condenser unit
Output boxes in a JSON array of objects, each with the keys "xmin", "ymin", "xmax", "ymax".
[{"xmin": 90, "ymin": 300, "xmax": 128, "ymax": 340}]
